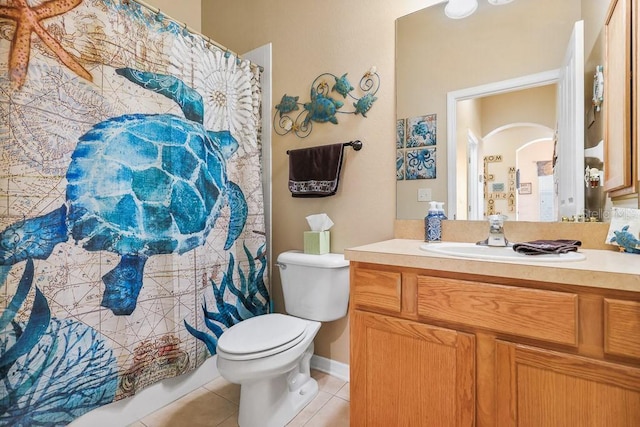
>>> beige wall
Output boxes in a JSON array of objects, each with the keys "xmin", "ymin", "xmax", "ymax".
[
  {"xmin": 200, "ymin": 0, "xmax": 436, "ymax": 364},
  {"xmin": 144, "ymin": 0, "xmax": 201, "ymax": 31},
  {"xmin": 480, "ymin": 85, "xmax": 557, "ymax": 133},
  {"xmin": 582, "ymin": 0, "xmax": 610, "ymax": 56}
]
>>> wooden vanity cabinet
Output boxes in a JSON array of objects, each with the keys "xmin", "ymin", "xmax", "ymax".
[
  {"xmin": 350, "ymin": 266, "xmax": 475, "ymax": 427},
  {"xmin": 351, "ymin": 311, "xmax": 475, "ymax": 427},
  {"xmin": 349, "ymin": 261, "xmax": 640, "ymax": 427}
]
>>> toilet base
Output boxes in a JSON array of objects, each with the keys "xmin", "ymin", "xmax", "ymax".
[{"xmin": 237, "ymin": 345, "xmax": 318, "ymax": 427}]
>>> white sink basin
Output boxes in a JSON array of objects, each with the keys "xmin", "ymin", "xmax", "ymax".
[{"xmin": 419, "ymin": 242, "xmax": 586, "ymax": 262}]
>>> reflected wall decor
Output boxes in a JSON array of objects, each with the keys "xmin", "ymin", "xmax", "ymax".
[
  {"xmin": 396, "ymin": 114, "xmax": 437, "ymax": 180},
  {"xmin": 407, "ymin": 114, "xmax": 437, "ymax": 147},
  {"xmin": 0, "ymin": 0, "xmax": 267, "ymax": 424},
  {"xmin": 519, "ymin": 182, "xmax": 533, "ymax": 195}
]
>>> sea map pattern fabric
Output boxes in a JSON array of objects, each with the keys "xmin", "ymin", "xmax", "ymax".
[{"xmin": 0, "ymin": 0, "xmax": 268, "ymax": 424}]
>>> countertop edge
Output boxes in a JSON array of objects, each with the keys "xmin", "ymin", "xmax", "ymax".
[{"xmin": 345, "ymin": 239, "xmax": 640, "ymax": 293}]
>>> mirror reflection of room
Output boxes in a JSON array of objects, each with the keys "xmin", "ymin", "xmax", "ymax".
[
  {"xmin": 457, "ymin": 85, "xmax": 556, "ymax": 222},
  {"xmin": 396, "ymin": 0, "xmax": 609, "ymax": 222}
]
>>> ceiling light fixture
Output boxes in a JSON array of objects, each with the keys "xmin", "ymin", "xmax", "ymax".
[
  {"xmin": 444, "ymin": 0, "xmax": 478, "ymax": 19},
  {"xmin": 444, "ymin": 0, "xmax": 515, "ymax": 19}
]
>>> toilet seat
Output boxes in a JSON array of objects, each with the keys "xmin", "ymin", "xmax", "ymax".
[{"xmin": 217, "ymin": 314, "xmax": 309, "ymax": 361}]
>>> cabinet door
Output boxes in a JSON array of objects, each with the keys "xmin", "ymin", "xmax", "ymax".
[
  {"xmin": 496, "ymin": 341, "xmax": 640, "ymax": 426},
  {"xmin": 604, "ymin": 0, "xmax": 634, "ymax": 194},
  {"xmin": 604, "ymin": 298, "xmax": 640, "ymax": 359},
  {"xmin": 350, "ymin": 311, "xmax": 475, "ymax": 427},
  {"xmin": 635, "ymin": 0, "xmax": 640, "ymax": 191}
]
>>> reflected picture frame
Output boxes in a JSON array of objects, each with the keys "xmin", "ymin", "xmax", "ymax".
[{"xmin": 519, "ymin": 182, "xmax": 532, "ymax": 194}]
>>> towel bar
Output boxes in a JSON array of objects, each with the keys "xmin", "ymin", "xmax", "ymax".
[{"xmin": 286, "ymin": 140, "xmax": 363, "ymax": 154}]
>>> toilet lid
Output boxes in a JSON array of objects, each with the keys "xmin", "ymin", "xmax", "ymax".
[{"xmin": 217, "ymin": 313, "xmax": 308, "ymax": 358}]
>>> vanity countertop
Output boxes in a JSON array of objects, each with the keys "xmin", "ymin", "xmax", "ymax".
[{"xmin": 344, "ymin": 239, "xmax": 640, "ymax": 293}]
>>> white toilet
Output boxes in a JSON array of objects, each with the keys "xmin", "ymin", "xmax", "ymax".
[{"xmin": 215, "ymin": 250, "xmax": 350, "ymax": 427}]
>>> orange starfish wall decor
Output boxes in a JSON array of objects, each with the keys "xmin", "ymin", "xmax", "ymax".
[{"xmin": 0, "ymin": 0, "xmax": 92, "ymax": 88}]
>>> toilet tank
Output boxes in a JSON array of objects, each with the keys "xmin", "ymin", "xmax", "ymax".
[{"xmin": 277, "ymin": 251, "xmax": 350, "ymax": 322}]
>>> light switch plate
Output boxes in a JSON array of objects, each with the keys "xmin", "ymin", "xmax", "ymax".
[{"xmin": 417, "ymin": 188, "xmax": 432, "ymax": 202}]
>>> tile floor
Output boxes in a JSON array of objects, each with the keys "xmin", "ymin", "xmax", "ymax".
[{"xmin": 128, "ymin": 370, "xmax": 349, "ymax": 427}]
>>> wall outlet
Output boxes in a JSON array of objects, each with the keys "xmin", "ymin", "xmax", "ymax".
[{"xmin": 417, "ymin": 188, "xmax": 432, "ymax": 202}]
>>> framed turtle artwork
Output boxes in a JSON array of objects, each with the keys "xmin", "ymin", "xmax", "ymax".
[
  {"xmin": 406, "ymin": 114, "xmax": 437, "ymax": 148},
  {"xmin": 605, "ymin": 207, "xmax": 640, "ymax": 254}
]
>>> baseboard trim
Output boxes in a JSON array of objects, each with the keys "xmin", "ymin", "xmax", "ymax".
[{"xmin": 310, "ymin": 354, "xmax": 350, "ymax": 382}]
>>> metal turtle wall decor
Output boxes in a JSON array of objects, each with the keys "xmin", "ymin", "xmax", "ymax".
[{"xmin": 274, "ymin": 66, "xmax": 380, "ymax": 138}]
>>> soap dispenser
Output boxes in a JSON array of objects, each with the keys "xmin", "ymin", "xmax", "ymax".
[
  {"xmin": 425, "ymin": 201, "xmax": 442, "ymax": 242},
  {"xmin": 436, "ymin": 202, "xmax": 447, "ymax": 221}
]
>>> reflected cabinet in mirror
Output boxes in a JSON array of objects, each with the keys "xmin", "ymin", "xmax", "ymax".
[
  {"xmin": 396, "ymin": 0, "xmax": 610, "ymax": 221},
  {"xmin": 603, "ymin": 0, "xmax": 637, "ymax": 198}
]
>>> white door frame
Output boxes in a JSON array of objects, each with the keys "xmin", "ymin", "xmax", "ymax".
[{"xmin": 467, "ymin": 130, "xmax": 482, "ymax": 220}]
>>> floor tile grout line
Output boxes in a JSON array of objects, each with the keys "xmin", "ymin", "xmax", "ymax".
[
  {"xmin": 334, "ymin": 395, "xmax": 349, "ymax": 403},
  {"xmin": 286, "ymin": 390, "xmax": 332, "ymax": 427},
  {"xmin": 308, "ymin": 392, "xmax": 336, "ymax": 424},
  {"xmin": 216, "ymin": 412, "xmax": 240, "ymax": 427},
  {"xmin": 299, "ymin": 395, "xmax": 347, "ymax": 427},
  {"xmin": 204, "ymin": 385, "xmax": 240, "ymax": 407}
]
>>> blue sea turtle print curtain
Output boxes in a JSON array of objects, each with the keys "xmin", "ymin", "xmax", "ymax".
[{"xmin": 0, "ymin": 0, "xmax": 268, "ymax": 424}]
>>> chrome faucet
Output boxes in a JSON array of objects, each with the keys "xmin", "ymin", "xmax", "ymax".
[{"xmin": 477, "ymin": 215, "xmax": 510, "ymax": 247}]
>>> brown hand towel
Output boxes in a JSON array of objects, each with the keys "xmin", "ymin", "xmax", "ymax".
[
  {"xmin": 512, "ymin": 239, "xmax": 582, "ymax": 255},
  {"xmin": 288, "ymin": 143, "xmax": 345, "ymax": 197}
]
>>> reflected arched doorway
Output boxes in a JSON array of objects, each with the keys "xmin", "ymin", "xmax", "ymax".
[{"xmin": 468, "ymin": 123, "xmax": 555, "ymax": 221}]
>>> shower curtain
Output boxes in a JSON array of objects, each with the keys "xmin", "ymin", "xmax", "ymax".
[{"xmin": 0, "ymin": 0, "xmax": 268, "ymax": 425}]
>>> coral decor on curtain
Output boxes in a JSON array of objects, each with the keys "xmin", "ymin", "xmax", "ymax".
[{"xmin": 0, "ymin": 0, "xmax": 269, "ymax": 424}]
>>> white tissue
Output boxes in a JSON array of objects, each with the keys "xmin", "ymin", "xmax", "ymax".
[{"xmin": 306, "ymin": 213, "xmax": 334, "ymax": 232}]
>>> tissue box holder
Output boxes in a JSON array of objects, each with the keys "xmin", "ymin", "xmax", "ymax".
[{"xmin": 304, "ymin": 231, "xmax": 330, "ymax": 255}]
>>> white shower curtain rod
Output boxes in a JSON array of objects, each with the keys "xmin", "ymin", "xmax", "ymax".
[{"xmin": 125, "ymin": 0, "xmax": 264, "ymax": 72}]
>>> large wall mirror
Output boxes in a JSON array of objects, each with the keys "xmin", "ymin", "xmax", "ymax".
[{"xmin": 396, "ymin": 0, "xmax": 609, "ymax": 221}]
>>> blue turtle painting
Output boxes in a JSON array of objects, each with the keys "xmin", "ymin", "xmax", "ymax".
[
  {"xmin": 0, "ymin": 68, "xmax": 248, "ymax": 315},
  {"xmin": 610, "ymin": 225, "xmax": 640, "ymax": 254}
]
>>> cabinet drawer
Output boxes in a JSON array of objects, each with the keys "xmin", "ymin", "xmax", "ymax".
[
  {"xmin": 352, "ymin": 268, "xmax": 401, "ymax": 313},
  {"xmin": 604, "ymin": 298, "xmax": 640, "ymax": 359},
  {"xmin": 417, "ymin": 276, "xmax": 578, "ymax": 346}
]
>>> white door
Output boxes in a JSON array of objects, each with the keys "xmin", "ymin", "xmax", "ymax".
[
  {"xmin": 467, "ymin": 130, "xmax": 484, "ymax": 220},
  {"xmin": 555, "ymin": 21, "xmax": 585, "ymax": 220}
]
